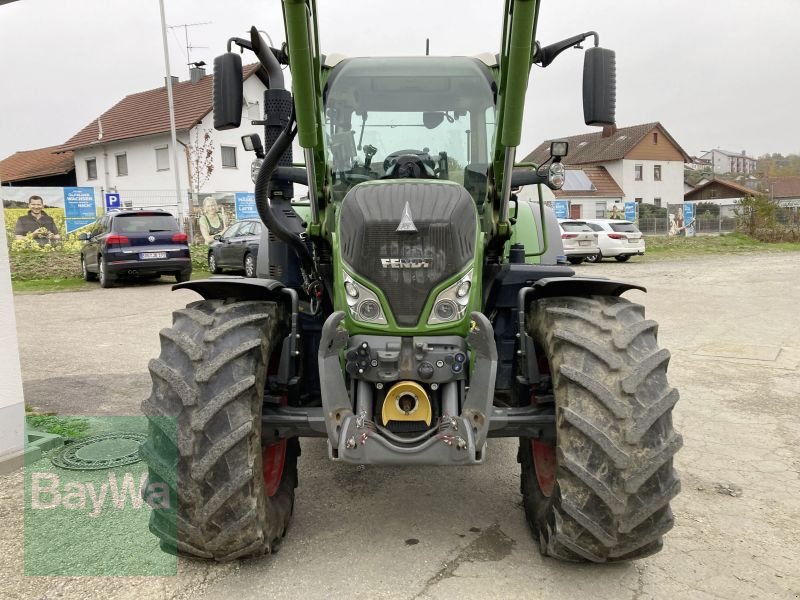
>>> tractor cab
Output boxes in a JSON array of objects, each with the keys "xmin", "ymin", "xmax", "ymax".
[{"xmin": 323, "ymin": 57, "xmax": 496, "ymax": 204}]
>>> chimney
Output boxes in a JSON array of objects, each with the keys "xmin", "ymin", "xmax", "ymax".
[
  {"xmin": 190, "ymin": 66, "xmax": 206, "ymax": 84},
  {"xmin": 602, "ymin": 124, "xmax": 617, "ymax": 138},
  {"xmin": 741, "ymin": 150, "xmax": 746, "ymax": 156},
  {"xmin": 164, "ymin": 75, "xmax": 179, "ymax": 88}
]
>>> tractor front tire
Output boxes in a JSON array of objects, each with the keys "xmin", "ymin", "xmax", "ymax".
[
  {"xmin": 140, "ymin": 299, "xmax": 297, "ymax": 561},
  {"xmin": 520, "ymin": 295, "xmax": 681, "ymax": 562}
]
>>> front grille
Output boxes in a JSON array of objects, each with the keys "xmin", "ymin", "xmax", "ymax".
[{"xmin": 340, "ymin": 182, "xmax": 476, "ymax": 326}]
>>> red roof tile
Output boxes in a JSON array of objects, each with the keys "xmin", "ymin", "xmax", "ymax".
[
  {"xmin": 554, "ymin": 166, "xmax": 623, "ymax": 198},
  {"xmin": 60, "ymin": 64, "xmax": 263, "ymax": 152},
  {"xmin": 522, "ymin": 122, "xmax": 690, "ymax": 166},
  {"xmin": 0, "ymin": 146, "xmax": 75, "ymax": 183},
  {"xmin": 768, "ymin": 176, "xmax": 800, "ymax": 199}
]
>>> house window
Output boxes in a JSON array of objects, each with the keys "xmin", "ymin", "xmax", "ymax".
[
  {"xmin": 156, "ymin": 146, "xmax": 170, "ymax": 171},
  {"xmin": 654, "ymin": 197, "xmax": 662, "ymax": 208},
  {"xmin": 654, "ymin": 165, "xmax": 662, "ymax": 181},
  {"xmin": 116, "ymin": 153, "xmax": 128, "ymax": 177},
  {"xmin": 86, "ymin": 158, "xmax": 97, "ymax": 180},
  {"xmin": 652, "ymin": 132, "xmax": 658, "ymax": 144},
  {"xmin": 595, "ymin": 202, "xmax": 607, "ymax": 218},
  {"xmin": 221, "ymin": 145, "xmax": 237, "ymax": 168},
  {"xmin": 634, "ymin": 165, "xmax": 643, "ymax": 181}
]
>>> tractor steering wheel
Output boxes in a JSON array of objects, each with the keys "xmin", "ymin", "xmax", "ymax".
[{"xmin": 382, "ymin": 149, "xmax": 435, "ymax": 179}]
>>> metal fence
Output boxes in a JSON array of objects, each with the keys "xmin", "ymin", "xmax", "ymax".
[{"xmin": 637, "ymin": 216, "xmax": 739, "ymax": 235}]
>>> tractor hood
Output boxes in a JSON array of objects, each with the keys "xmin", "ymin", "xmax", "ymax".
[{"xmin": 337, "ymin": 180, "xmax": 480, "ymax": 331}]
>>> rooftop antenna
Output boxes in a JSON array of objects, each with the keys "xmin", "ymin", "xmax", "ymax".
[
  {"xmin": 168, "ymin": 21, "xmax": 211, "ymax": 66},
  {"xmin": 426, "ymin": 38, "xmax": 430, "ymax": 56}
]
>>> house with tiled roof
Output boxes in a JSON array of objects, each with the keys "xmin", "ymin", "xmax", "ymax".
[
  {"xmin": 550, "ymin": 166, "xmax": 624, "ymax": 219},
  {"xmin": 523, "ymin": 122, "xmax": 690, "ymax": 219},
  {"xmin": 60, "ymin": 65, "xmax": 268, "ymax": 204},
  {"xmin": 763, "ymin": 177, "xmax": 800, "ymax": 208},
  {"xmin": 0, "ymin": 146, "xmax": 75, "ymax": 187},
  {"xmin": 684, "ymin": 177, "xmax": 760, "ymax": 217}
]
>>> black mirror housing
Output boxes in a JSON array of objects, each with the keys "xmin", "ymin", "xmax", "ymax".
[
  {"xmin": 583, "ymin": 47, "xmax": 616, "ymax": 126},
  {"xmin": 213, "ymin": 53, "xmax": 244, "ymax": 130}
]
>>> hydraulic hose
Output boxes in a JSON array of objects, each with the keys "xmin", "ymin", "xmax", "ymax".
[{"xmin": 253, "ymin": 109, "xmax": 318, "ymax": 284}]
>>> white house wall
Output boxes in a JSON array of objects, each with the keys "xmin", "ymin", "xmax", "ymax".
[
  {"xmin": 72, "ymin": 75, "xmax": 268, "ymax": 201},
  {"xmin": 618, "ymin": 159, "xmax": 684, "ymax": 206}
]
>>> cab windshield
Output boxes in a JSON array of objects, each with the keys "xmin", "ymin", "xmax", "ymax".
[{"xmin": 323, "ymin": 57, "xmax": 496, "ymax": 201}]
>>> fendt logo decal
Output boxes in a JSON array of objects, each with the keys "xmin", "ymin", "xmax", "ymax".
[{"xmin": 380, "ymin": 258, "xmax": 432, "ymax": 269}]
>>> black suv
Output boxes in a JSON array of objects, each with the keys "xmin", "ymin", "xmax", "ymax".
[{"xmin": 79, "ymin": 210, "xmax": 192, "ymax": 288}]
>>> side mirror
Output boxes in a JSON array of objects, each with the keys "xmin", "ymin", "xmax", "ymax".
[
  {"xmin": 213, "ymin": 53, "xmax": 244, "ymax": 130},
  {"xmin": 583, "ymin": 47, "xmax": 616, "ymax": 126},
  {"xmin": 78, "ymin": 233, "xmax": 89, "ymax": 241},
  {"xmin": 213, "ymin": 234, "xmax": 223, "ymax": 242}
]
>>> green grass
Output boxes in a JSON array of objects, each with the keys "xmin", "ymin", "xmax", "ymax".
[
  {"xmin": 25, "ymin": 414, "xmax": 91, "ymax": 440},
  {"xmin": 644, "ymin": 233, "xmax": 800, "ymax": 258},
  {"xmin": 13, "ymin": 278, "xmax": 92, "ymax": 294}
]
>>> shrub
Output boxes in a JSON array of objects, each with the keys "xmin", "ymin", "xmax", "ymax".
[{"xmin": 735, "ymin": 195, "xmax": 799, "ymax": 242}]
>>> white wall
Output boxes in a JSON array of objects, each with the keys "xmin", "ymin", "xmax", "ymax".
[
  {"xmin": 72, "ymin": 75, "xmax": 268, "ymax": 197},
  {"xmin": 0, "ymin": 205, "xmax": 25, "ymax": 464},
  {"xmin": 618, "ymin": 159, "xmax": 684, "ymax": 206}
]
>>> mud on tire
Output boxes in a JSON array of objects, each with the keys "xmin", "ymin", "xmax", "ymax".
[
  {"xmin": 140, "ymin": 299, "xmax": 298, "ymax": 561},
  {"xmin": 520, "ymin": 295, "xmax": 681, "ymax": 562}
]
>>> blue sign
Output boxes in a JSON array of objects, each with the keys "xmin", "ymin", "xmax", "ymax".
[
  {"xmin": 683, "ymin": 202, "xmax": 695, "ymax": 237},
  {"xmin": 235, "ymin": 192, "xmax": 259, "ymax": 220},
  {"xmin": 64, "ymin": 187, "xmax": 97, "ymax": 234},
  {"xmin": 105, "ymin": 192, "xmax": 121, "ymax": 212},
  {"xmin": 65, "ymin": 218, "xmax": 95, "ymax": 233},
  {"xmin": 64, "ymin": 187, "xmax": 96, "ymax": 218},
  {"xmin": 553, "ymin": 200, "xmax": 569, "ymax": 219},
  {"xmin": 624, "ymin": 201, "xmax": 637, "ymax": 222}
]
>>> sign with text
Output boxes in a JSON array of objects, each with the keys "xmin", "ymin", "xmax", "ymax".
[
  {"xmin": 624, "ymin": 201, "xmax": 637, "ymax": 222},
  {"xmin": 553, "ymin": 200, "xmax": 569, "ymax": 219},
  {"xmin": 63, "ymin": 187, "xmax": 97, "ymax": 233},
  {"xmin": 683, "ymin": 202, "xmax": 695, "ymax": 237},
  {"xmin": 235, "ymin": 192, "xmax": 258, "ymax": 220}
]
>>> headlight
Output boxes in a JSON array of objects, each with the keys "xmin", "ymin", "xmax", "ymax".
[
  {"xmin": 342, "ymin": 271, "xmax": 387, "ymax": 324},
  {"xmin": 548, "ymin": 161, "xmax": 565, "ymax": 189},
  {"xmin": 428, "ymin": 269, "xmax": 473, "ymax": 325}
]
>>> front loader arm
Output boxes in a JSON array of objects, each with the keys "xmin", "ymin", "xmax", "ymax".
[
  {"xmin": 282, "ymin": 0, "xmax": 327, "ymax": 236},
  {"xmin": 487, "ymin": 0, "xmax": 540, "ymax": 255}
]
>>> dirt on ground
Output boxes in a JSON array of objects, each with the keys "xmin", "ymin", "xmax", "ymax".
[{"xmin": 2, "ymin": 252, "xmax": 799, "ymax": 599}]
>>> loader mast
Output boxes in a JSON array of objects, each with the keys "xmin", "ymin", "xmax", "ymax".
[{"xmin": 490, "ymin": 0, "xmax": 540, "ymax": 252}]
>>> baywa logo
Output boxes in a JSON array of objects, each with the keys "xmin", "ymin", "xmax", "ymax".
[
  {"xmin": 30, "ymin": 471, "xmax": 169, "ymax": 518},
  {"xmin": 380, "ymin": 257, "xmax": 432, "ymax": 269}
]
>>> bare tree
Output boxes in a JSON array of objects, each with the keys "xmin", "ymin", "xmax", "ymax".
[{"xmin": 185, "ymin": 127, "xmax": 215, "ymax": 195}]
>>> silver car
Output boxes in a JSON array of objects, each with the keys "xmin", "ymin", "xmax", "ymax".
[
  {"xmin": 557, "ymin": 219, "xmax": 600, "ymax": 265},
  {"xmin": 583, "ymin": 219, "xmax": 646, "ymax": 262}
]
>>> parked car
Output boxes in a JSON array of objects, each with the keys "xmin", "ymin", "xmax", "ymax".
[
  {"xmin": 583, "ymin": 219, "xmax": 646, "ymax": 262},
  {"xmin": 79, "ymin": 210, "xmax": 191, "ymax": 288},
  {"xmin": 557, "ymin": 219, "xmax": 600, "ymax": 264},
  {"xmin": 207, "ymin": 219, "xmax": 263, "ymax": 277}
]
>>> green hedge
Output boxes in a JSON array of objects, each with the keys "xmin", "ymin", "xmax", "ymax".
[{"xmin": 10, "ymin": 245, "xmax": 212, "ymax": 281}]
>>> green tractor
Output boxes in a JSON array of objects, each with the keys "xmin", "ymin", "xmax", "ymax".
[{"xmin": 141, "ymin": 0, "xmax": 681, "ymax": 563}]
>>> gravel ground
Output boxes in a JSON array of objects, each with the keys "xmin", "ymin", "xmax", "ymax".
[{"xmin": 3, "ymin": 252, "xmax": 799, "ymax": 599}]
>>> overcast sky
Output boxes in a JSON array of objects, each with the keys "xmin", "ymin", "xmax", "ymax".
[{"xmin": 1, "ymin": 0, "xmax": 798, "ymax": 161}]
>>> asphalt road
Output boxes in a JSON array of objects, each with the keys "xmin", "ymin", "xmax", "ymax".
[{"xmin": 3, "ymin": 252, "xmax": 800, "ymax": 599}]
